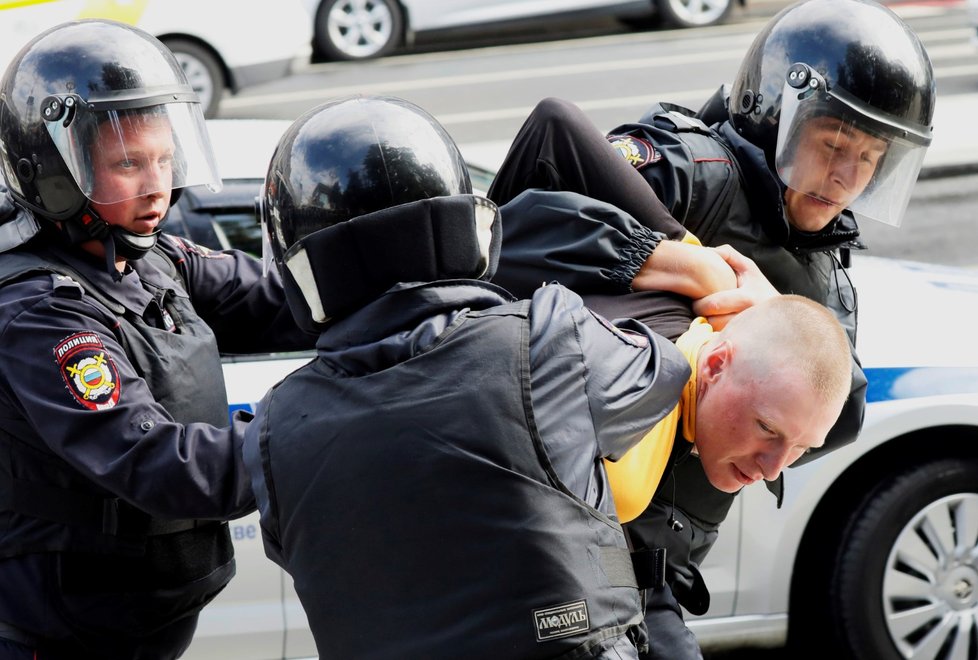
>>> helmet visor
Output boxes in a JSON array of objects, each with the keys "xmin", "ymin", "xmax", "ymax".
[
  {"xmin": 44, "ymin": 97, "xmax": 221, "ymax": 205},
  {"xmin": 775, "ymin": 67, "xmax": 929, "ymax": 228}
]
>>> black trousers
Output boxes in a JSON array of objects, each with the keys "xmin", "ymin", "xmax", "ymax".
[{"xmin": 488, "ymin": 96, "xmax": 686, "ymax": 239}]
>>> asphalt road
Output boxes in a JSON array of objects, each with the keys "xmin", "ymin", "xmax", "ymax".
[
  {"xmin": 220, "ymin": 0, "xmax": 978, "ymax": 269},
  {"xmin": 860, "ymin": 172, "xmax": 978, "ymax": 268}
]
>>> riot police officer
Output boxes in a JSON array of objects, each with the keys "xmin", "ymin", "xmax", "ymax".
[
  {"xmin": 242, "ymin": 94, "xmax": 697, "ymax": 659},
  {"xmin": 0, "ymin": 20, "xmax": 311, "ymax": 659},
  {"xmin": 487, "ymin": 0, "xmax": 935, "ymax": 656}
]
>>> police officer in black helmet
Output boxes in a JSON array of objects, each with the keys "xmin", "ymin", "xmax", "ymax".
[
  {"xmin": 242, "ymin": 94, "xmax": 695, "ymax": 659},
  {"xmin": 486, "ymin": 0, "xmax": 935, "ymax": 657},
  {"xmin": 0, "ymin": 20, "xmax": 310, "ymax": 659}
]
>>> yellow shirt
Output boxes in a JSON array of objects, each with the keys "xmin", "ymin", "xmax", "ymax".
[{"xmin": 602, "ymin": 317, "xmax": 713, "ymax": 523}]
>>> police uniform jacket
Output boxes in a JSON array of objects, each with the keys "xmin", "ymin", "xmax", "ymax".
[
  {"xmin": 244, "ymin": 278, "xmax": 691, "ymax": 660},
  {"xmin": 0, "ymin": 232, "xmax": 311, "ymax": 657}
]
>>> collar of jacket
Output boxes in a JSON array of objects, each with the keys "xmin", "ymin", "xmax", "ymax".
[
  {"xmin": 786, "ymin": 211, "xmax": 864, "ymax": 253},
  {"xmin": 314, "ymin": 280, "xmax": 516, "ymax": 375}
]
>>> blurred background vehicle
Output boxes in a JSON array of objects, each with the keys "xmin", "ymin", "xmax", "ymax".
[
  {"xmin": 302, "ymin": 0, "xmax": 743, "ymax": 61},
  {"xmin": 0, "ymin": 0, "xmax": 311, "ymax": 118}
]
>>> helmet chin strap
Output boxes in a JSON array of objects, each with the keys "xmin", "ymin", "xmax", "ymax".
[{"xmin": 60, "ymin": 204, "xmax": 163, "ymax": 281}]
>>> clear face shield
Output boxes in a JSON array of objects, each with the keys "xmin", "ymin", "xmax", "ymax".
[
  {"xmin": 41, "ymin": 90, "xmax": 222, "ymax": 205},
  {"xmin": 775, "ymin": 64, "xmax": 932, "ymax": 228}
]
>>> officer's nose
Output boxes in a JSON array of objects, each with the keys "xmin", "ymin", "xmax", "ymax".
[
  {"xmin": 828, "ymin": 152, "xmax": 861, "ymax": 192},
  {"xmin": 140, "ymin": 162, "xmax": 171, "ymax": 198}
]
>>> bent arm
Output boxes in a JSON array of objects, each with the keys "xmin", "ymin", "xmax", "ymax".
[
  {"xmin": 498, "ymin": 189, "xmax": 735, "ymax": 301},
  {"xmin": 633, "ymin": 239, "xmax": 737, "ymax": 301}
]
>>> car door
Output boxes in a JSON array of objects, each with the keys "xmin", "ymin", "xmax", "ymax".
[{"xmin": 404, "ymin": 0, "xmax": 641, "ymax": 32}]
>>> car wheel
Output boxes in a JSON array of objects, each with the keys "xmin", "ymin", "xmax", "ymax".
[
  {"xmin": 656, "ymin": 0, "xmax": 732, "ymax": 28},
  {"xmin": 829, "ymin": 458, "xmax": 978, "ymax": 659},
  {"xmin": 314, "ymin": 0, "xmax": 403, "ymax": 61},
  {"xmin": 164, "ymin": 38, "xmax": 225, "ymax": 119}
]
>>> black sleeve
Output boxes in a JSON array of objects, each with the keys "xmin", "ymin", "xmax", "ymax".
[
  {"xmin": 158, "ymin": 234, "xmax": 316, "ymax": 354},
  {"xmin": 496, "ymin": 189, "xmax": 665, "ymax": 299}
]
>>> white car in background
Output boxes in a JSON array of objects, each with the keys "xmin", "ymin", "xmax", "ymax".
[
  {"xmin": 0, "ymin": 0, "xmax": 311, "ymax": 118},
  {"xmin": 303, "ymin": 0, "xmax": 742, "ymax": 61},
  {"xmin": 179, "ymin": 119, "xmax": 978, "ymax": 659}
]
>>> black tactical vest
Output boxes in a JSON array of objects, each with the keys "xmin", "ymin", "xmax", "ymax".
[
  {"xmin": 260, "ymin": 298, "xmax": 645, "ymax": 659},
  {"xmin": 0, "ymin": 247, "xmax": 230, "ymax": 561}
]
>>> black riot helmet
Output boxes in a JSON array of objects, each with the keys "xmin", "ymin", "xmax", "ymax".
[
  {"xmin": 729, "ymin": 0, "xmax": 935, "ymax": 227},
  {"xmin": 260, "ymin": 95, "xmax": 501, "ymax": 331},
  {"xmin": 0, "ymin": 19, "xmax": 221, "ymax": 259}
]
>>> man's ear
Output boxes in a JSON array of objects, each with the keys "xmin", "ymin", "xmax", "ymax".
[{"xmin": 701, "ymin": 340, "xmax": 732, "ymax": 384}]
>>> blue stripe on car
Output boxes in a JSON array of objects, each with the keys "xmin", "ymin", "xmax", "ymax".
[{"xmin": 865, "ymin": 367, "xmax": 978, "ymax": 403}]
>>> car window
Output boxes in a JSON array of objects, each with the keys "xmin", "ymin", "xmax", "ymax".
[{"xmin": 173, "ymin": 179, "xmax": 264, "ymax": 256}]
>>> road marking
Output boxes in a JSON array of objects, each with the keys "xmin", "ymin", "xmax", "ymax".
[{"xmin": 224, "ymin": 25, "xmax": 972, "ymax": 111}]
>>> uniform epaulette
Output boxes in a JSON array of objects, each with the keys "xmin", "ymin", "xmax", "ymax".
[{"xmin": 50, "ymin": 273, "xmax": 84, "ymax": 300}]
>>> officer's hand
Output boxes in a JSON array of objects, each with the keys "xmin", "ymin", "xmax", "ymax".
[
  {"xmin": 633, "ymin": 240, "xmax": 737, "ymax": 300},
  {"xmin": 692, "ymin": 245, "xmax": 779, "ymax": 329}
]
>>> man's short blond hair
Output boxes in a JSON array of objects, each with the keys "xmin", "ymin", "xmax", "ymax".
[{"xmin": 719, "ymin": 294, "xmax": 851, "ymax": 406}]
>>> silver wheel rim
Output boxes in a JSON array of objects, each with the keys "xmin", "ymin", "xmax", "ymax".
[
  {"xmin": 327, "ymin": 0, "xmax": 394, "ymax": 59},
  {"xmin": 174, "ymin": 52, "xmax": 214, "ymax": 113},
  {"xmin": 664, "ymin": 0, "xmax": 729, "ymax": 26},
  {"xmin": 883, "ymin": 493, "xmax": 978, "ymax": 659}
]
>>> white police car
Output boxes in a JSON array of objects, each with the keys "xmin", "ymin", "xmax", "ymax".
[{"xmin": 181, "ymin": 120, "xmax": 978, "ymax": 659}]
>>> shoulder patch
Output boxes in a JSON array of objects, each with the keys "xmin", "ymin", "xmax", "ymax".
[
  {"xmin": 171, "ymin": 235, "xmax": 228, "ymax": 259},
  {"xmin": 54, "ymin": 333, "xmax": 121, "ymax": 411},
  {"xmin": 607, "ymin": 134, "xmax": 661, "ymax": 170}
]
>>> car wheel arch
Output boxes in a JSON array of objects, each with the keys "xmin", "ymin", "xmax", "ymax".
[
  {"xmin": 312, "ymin": 0, "xmax": 407, "ymax": 61},
  {"xmin": 786, "ymin": 425, "xmax": 978, "ymax": 656}
]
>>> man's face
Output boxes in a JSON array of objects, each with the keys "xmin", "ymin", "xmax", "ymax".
[
  {"xmin": 783, "ymin": 116, "xmax": 887, "ymax": 232},
  {"xmin": 89, "ymin": 114, "xmax": 175, "ymax": 236},
  {"xmin": 693, "ymin": 342, "xmax": 843, "ymax": 493}
]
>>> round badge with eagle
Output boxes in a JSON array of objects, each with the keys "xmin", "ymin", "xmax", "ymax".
[
  {"xmin": 607, "ymin": 134, "xmax": 661, "ymax": 170},
  {"xmin": 55, "ymin": 332, "xmax": 121, "ymax": 411}
]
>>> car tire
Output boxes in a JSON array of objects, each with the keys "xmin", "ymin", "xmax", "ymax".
[
  {"xmin": 314, "ymin": 0, "xmax": 403, "ymax": 61},
  {"xmin": 656, "ymin": 0, "xmax": 733, "ymax": 28},
  {"xmin": 827, "ymin": 458, "xmax": 978, "ymax": 659},
  {"xmin": 164, "ymin": 38, "xmax": 225, "ymax": 119}
]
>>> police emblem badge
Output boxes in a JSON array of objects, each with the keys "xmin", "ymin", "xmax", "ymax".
[
  {"xmin": 606, "ymin": 134, "xmax": 660, "ymax": 169},
  {"xmin": 55, "ymin": 332, "xmax": 121, "ymax": 411}
]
